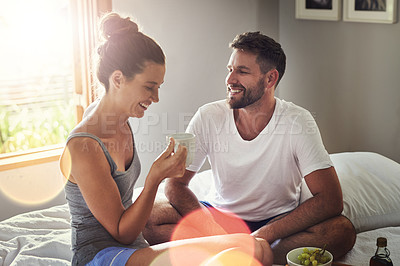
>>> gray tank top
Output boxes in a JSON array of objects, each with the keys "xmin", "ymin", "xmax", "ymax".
[{"xmin": 64, "ymin": 128, "xmax": 149, "ymax": 266}]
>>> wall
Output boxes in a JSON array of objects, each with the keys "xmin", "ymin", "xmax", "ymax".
[
  {"xmin": 112, "ymin": 0, "xmax": 280, "ymax": 186},
  {"xmin": 278, "ymin": 1, "xmax": 400, "ymax": 163}
]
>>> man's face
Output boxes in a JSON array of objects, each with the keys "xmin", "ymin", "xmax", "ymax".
[{"xmin": 225, "ymin": 49, "xmax": 266, "ymax": 109}]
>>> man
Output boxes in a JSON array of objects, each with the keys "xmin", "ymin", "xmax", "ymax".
[{"xmin": 144, "ymin": 32, "xmax": 356, "ymax": 264}]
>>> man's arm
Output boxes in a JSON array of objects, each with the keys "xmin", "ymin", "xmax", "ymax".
[
  {"xmin": 165, "ymin": 169, "xmax": 201, "ymax": 217},
  {"xmin": 252, "ymin": 167, "xmax": 343, "ymax": 243},
  {"xmin": 165, "ymin": 169, "xmax": 228, "ymax": 236}
]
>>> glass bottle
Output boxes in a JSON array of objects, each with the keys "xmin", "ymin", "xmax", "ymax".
[{"xmin": 370, "ymin": 237, "xmax": 393, "ymax": 266}]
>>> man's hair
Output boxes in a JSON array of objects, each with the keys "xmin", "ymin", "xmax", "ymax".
[{"xmin": 230, "ymin": 32, "xmax": 286, "ymax": 86}]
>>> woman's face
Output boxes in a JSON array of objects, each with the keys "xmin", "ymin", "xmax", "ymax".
[{"xmin": 120, "ymin": 62, "xmax": 165, "ymax": 118}]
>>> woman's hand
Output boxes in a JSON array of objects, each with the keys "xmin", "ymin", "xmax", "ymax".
[{"xmin": 147, "ymin": 137, "xmax": 187, "ymax": 185}]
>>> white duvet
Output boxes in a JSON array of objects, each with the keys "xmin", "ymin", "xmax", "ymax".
[{"xmin": 0, "ymin": 204, "xmax": 72, "ymax": 266}]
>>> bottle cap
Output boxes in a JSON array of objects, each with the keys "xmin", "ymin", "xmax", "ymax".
[{"xmin": 377, "ymin": 237, "xmax": 387, "ymax": 247}]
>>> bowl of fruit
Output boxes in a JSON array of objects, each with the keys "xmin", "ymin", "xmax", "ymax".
[{"xmin": 286, "ymin": 246, "xmax": 333, "ymax": 266}]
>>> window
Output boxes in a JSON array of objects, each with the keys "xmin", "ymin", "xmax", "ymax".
[
  {"xmin": 0, "ymin": 0, "xmax": 74, "ymax": 154},
  {"xmin": 0, "ymin": 0, "xmax": 112, "ymax": 170}
]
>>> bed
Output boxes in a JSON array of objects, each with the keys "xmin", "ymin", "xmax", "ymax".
[{"xmin": 1, "ymin": 152, "xmax": 399, "ymax": 265}]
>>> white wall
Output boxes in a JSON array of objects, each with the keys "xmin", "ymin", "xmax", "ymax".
[{"xmin": 278, "ymin": 1, "xmax": 400, "ymax": 163}]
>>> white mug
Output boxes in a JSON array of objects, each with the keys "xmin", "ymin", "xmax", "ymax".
[{"xmin": 166, "ymin": 133, "xmax": 196, "ymax": 167}]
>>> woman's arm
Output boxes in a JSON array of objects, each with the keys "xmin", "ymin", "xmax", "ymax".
[{"xmin": 63, "ymin": 137, "xmax": 187, "ymax": 244}]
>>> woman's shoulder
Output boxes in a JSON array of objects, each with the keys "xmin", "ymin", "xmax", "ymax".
[
  {"xmin": 60, "ymin": 134, "xmax": 110, "ymax": 180},
  {"xmin": 66, "ymin": 134, "xmax": 105, "ymax": 160}
]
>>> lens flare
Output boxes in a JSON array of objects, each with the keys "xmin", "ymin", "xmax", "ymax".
[
  {"xmin": 202, "ymin": 247, "xmax": 262, "ymax": 266},
  {"xmin": 150, "ymin": 235, "xmax": 259, "ymax": 266},
  {"xmin": 152, "ymin": 208, "xmax": 258, "ymax": 265},
  {"xmin": 0, "ymin": 161, "xmax": 68, "ymax": 205},
  {"xmin": 150, "ymin": 246, "xmax": 213, "ymax": 266},
  {"xmin": 171, "ymin": 208, "xmax": 251, "ymax": 241}
]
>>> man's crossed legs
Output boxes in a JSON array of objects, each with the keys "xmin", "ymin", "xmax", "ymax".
[{"xmin": 144, "ymin": 199, "xmax": 356, "ymax": 265}]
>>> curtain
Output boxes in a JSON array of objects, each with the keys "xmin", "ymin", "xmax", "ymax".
[{"xmin": 70, "ymin": 0, "xmax": 112, "ymax": 122}]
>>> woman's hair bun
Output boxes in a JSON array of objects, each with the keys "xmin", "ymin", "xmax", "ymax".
[
  {"xmin": 96, "ymin": 12, "xmax": 165, "ymax": 91},
  {"xmin": 100, "ymin": 12, "xmax": 139, "ymax": 40}
]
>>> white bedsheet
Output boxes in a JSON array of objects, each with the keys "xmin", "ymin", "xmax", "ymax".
[
  {"xmin": 336, "ymin": 226, "xmax": 400, "ymax": 265},
  {"xmin": 0, "ymin": 204, "xmax": 72, "ymax": 266}
]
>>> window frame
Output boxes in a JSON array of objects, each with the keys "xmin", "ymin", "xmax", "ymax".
[{"xmin": 0, "ymin": 0, "xmax": 112, "ymax": 172}]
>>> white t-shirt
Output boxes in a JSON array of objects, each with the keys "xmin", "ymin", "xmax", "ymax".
[{"xmin": 186, "ymin": 98, "xmax": 333, "ymax": 221}]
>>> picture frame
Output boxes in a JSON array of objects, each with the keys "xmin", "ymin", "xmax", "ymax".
[
  {"xmin": 296, "ymin": 0, "xmax": 342, "ymax": 21},
  {"xmin": 343, "ymin": 0, "xmax": 398, "ymax": 23}
]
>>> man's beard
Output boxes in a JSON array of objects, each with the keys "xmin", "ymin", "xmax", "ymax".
[{"xmin": 227, "ymin": 77, "xmax": 265, "ymax": 109}]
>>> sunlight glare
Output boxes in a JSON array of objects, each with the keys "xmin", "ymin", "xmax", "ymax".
[
  {"xmin": 150, "ymin": 247, "xmax": 212, "ymax": 266},
  {"xmin": 171, "ymin": 208, "xmax": 251, "ymax": 241},
  {"xmin": 0, "ymin": 0, "xmax": 72, "ymax": 79},
  {"xmin": 0, "ymin": 0, "xmax": 71, "ymax": 205},
  {"xmin": 163, "ymin": 209, "xmax": 257, "ymax": 266},
  {"xmin": 0, "ymin": 161, "xmax": 68, "ymax": 205},
  {"xmin": 202, "ymin": 247, "xmax": 262, "ymax": 266}
]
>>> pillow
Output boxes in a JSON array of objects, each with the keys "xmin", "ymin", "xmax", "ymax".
[
  {"xmin": 301, "ymin": 152, "xmax": 400, "ymax": 233},
  {"xmin": 332, "ymin": 152, "xmax": 400, "ymax": 232},
  {"xmin": 178, "ymin": 152, "xmax": 400, "ymax": 233}
]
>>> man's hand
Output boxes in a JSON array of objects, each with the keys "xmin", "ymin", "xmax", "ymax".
[{"xmin": 251, "ymin": 167, "xmax": 343, "ymax": 244}]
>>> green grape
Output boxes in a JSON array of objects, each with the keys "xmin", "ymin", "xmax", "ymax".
[
  {"xmin": 296, "ymin": 246, "xmax": 330, "ymax": 265},
  {"xmin": 320, "ymin": 256, "xmax": 328, "ymax": 263}
]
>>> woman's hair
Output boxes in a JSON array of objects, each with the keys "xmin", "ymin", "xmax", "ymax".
[
  {"xmin": 230, "ymin": 32, "xmax": 286, "ymax": 86},
  {"xmin": 96, "ymin": 13, "xmax": 165, "ymax": 91}
]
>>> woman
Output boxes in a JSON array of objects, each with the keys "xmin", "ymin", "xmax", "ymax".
[{"xmin": 60, "ymin": 12, "xmax": 272, "ymax": 266}]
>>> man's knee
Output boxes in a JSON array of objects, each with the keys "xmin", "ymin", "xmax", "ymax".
[
  {"xmin": 337, "ymin": 215, "xmax": 356, "ymax": 250},
  {"xmin": 143, "ymin": 199, "xmax": 183, "ymax": 245},
  {"xmin": 318, "ymin": 215, "xmax": 356, "ymax": 257},
  {"xmin": 146, "ymin": 199, "xmax": 182, "ymax": 225},
  {"xmin": 307, "ymin": 215, "xmax": 355, "ymax": 247}
]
